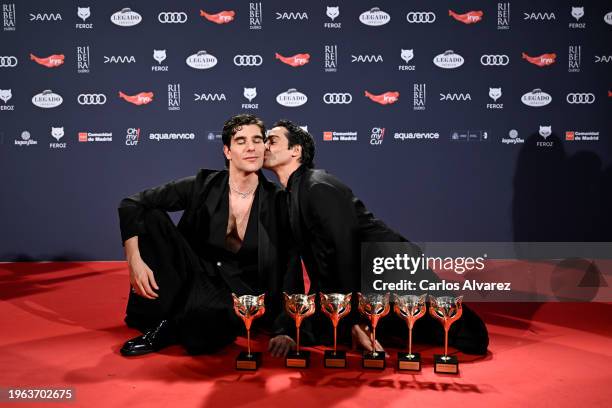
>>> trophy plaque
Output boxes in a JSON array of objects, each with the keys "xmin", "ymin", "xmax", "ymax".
[
  {"xmin": 232, "ymin": 293, "xmax": 266, "ymax": 370},
  {"xmin": 357, "ymin": 292, "xmax": 390, "ymax": 369},
  {"xmin": 283, "ymin": 292, "xmax": 316, "ymax": 368},
  {"xmin": 393, "ymin": 294, "xmax": 427, "ymax": 371},
  {"xmin": 320, "ymin": 292, "xmax": 352, "ymax": 368},
  {"xmin": 429, "ymin": 295, "xmax": 463, "ymax": 374}
]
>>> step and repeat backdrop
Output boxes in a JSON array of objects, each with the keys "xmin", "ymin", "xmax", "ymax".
[{"xmin": 1, "ymin": 1, "xmax": 611, "ymax": 260}]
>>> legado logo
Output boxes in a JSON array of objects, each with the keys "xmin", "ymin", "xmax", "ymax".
[
  {"xmin": 194, "ymin": 93, "xmax": 227, "ymax": 102},
  {"xmin": 351, "ymin": 54, "xmax": 383, "ymax": 63},
  {"xmin": 433, "ymin": 50, "xmax": 464, "ymax": 69},
  {"xmin": 30, "ymin": 53, "xmax": 64, "ymax": 68},
  {"xmin": 104, "ymin": 55, "xmax": 135, "ymax": 64},
  {"xmin": 275, "ymin": 11, "xmax": 308, "ymax": 20},
  {"xmin": 449, "ymin": 10, "xmax": 483, "ymax": 24},
  {"xmin": 158, "ymin": 12, "xmax": 188, "ymax": 24},
  {"xmin": 406, "ymin": 12, "xmax": 436, "ymax": 23},
  {"xmin": 521, "ymin": 88, "xmax": 552, "ymax": 107},
  {"xmin": 275, "ymin": 53, "xmax": 310, "ymax": 67},
  {"xmin": 480, "ymin": 54, "xmax": 509, "ymax": 66},
  {"xmin": 186, "ymin": 50, "xmax": 218, "ymax": 69},
  {"xmin": 77, "ymin": 93, "xmax": 107, "ymax": 105},
  {"xmin": 276, "ymin": 88, "xmax": 308, "ymax": 107},
  {"xmin": 233, "ymin": 55, "xmax": 263, "ymax": 66},
  {"xmin": 566, "ymin": 93, "xmax": 595, "ymax": 104},
  {"xmin": 111, "ymin": 8, "xmax": 142, "ymax": 27},
  {"xmin": 200, "ymin": 9, "xmax": 235, "ymax": 24},
  {"xmin": 365, "ymin": 90, "xmax": 399, "ymax": 105},
  {"xmin": 522, "ymin": 52, "xmax": 556, "ymax": 67},
  {"xmin": 119, "ymin": 91, "xmax": 154, "ymax": 105},
  {"xmin": 0, "ymin": 56, "xmax": 18, "ymax": 67},
  {"xmin": 323, "ymin": 93, "xmax": 352, "ymax": 104},
  {"xmin": 32, "ymin": 89, "xmax": 63, "ymax": 108},
  {"xmin": 605, "ymin": 12, "xmax": 612, "ymax": 25},
  {"xmin": 359, "ymin": 7, "xmax": 390, "ymax": 26},
  {"xmin": 29, "ymin": 13, "xmax": 62, "ymax": 21}
]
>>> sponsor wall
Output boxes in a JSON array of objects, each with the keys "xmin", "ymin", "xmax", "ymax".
[{"xmin": 1, "ymin": 1, "xmax": 611, "ymax": 260}]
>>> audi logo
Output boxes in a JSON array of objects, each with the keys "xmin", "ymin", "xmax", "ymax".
[
  {"xmin": 406, "ymin": 12, "xmax": 436, "ymax": 23},
  {"xmin": 323, "ymin": 93, "xmax": 353, "ymax": 104},
  {"xmin": 566, "ymin": 93, "xmax": 595, "ymax": 104},
  {"xmin": 77, "ymin": 94, "xmax": 107, "ymax": 105},
  {"xmin": 480, "ymin": 55, "xmax": 510, "ymax": 66},
  {"xmin": 233, "ymin": 55, "xmax": 263, "ymax": 66},
  {"xmin": 0, "ymin": 56, "xmax": 18, "ymax": 67},
  {"xmin": 158, "ymin": 12, "xmax": 188, "ymax": 23}
]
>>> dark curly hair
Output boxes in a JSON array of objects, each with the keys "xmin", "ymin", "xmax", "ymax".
[
  {"xmin": 221, "ymin": 114, "xmax": 266, "ymax": 166},
  {"xmin": 273, "ymin": 119, "xmax": 315, "ymax": 168}
]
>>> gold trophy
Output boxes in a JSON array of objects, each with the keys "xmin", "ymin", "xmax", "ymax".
[
  {"xmin": 320, "ymin": 292, "xmax": 352, "ymax": 368},
  {"xmin": 393, "ymin": 294, "xmax": 427, "ymax": 371},
  {"xmin": 429, "ymin": 295, "xmax": 463, "ymax": 374},
  {"xmin": 357, "ymin": 293, "xmax": 390, "ymax": 369},
  {"xmin": 283, "ymin": 293, "xmax": 316, "ymax": 368},
  {"xmin": 232, "ymin": 293, "xmax": 266, "ymax": 370}
]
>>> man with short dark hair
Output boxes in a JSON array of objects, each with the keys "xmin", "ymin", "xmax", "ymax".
[
  {"xmin": 263, "ymin": 120, "xmax": 489, "ymax": 355},
  {"xmin": 118, "ymin": 114, "xmax": 298, "ymax": 356}
]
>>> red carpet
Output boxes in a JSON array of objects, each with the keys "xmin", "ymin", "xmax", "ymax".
[{"xmin": 1, "ymin": 262, "xmax": 611, "ymax": 407}]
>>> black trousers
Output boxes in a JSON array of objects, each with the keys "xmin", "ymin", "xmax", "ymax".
[{"xmin": 124, "ymin": 209, "xmax": 243, "ymax": 355}]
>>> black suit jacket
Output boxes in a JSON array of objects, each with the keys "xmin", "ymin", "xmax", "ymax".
[
  {"xmin": 286, "ymin": 165, "xmax": 407, "ymax": 294},
  {"xmin": 118, "ymin": 168, "xmax": 299, "ymax": 334}
]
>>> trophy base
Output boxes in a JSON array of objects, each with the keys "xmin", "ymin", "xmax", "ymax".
[
  {"xmin": 236, "ymin": 351, "xmax": 261, "ymax": 371},
  {"xmin": 286, "ymin": 350, "xmax": 310, "ymax": 368},
  {"xmin": 397, "ymin": 352, "xmax": 421, "ymax": 371},
  {"xmin": 324, "ymin": 350, "xmax": 347, "ymax": 368},
  {"xmin": 362, "ymin": 351, "xmax": 386, "ymax": 369},
  {"xmin": 434, "ymin": 354, "xmax": 459, "ymax": 374}
]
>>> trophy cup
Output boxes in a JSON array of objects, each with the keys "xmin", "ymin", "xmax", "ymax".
[
  {"xmin": 357, "ymin": 292, "xmax": 390, "ymax": 369},
  {"xmin": 393, "ymin": 294, "xmax": 427, "ymax": 371},
  {"xmin": 320, "ymin": 292, "xmax": 352, "ymax": 368},
  {"xmin": 283, "ymin": 292, "xmax": 316, "ymax": 368},
  {"xmin": 232, "ymin": 293, "xmax": 266, "ymax": 370},
  {"xmin": 429, "ymin": 295, "xmax": 463, "ymax": 374}
]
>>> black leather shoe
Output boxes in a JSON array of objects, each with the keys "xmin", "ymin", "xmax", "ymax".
[{"xmin": 120, "ymin": 320, "xmax": 177, "ymax": 356}]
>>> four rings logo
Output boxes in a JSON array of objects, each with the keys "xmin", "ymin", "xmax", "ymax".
[
  {"xmin": 566, "ymin": 93, "xmax": 595, "ymax": 104},
  {"xmin": 233, "ymin": 55, "xmax": 263, "ymax": 66},
  {"xmin": 0, "ymin": 56, "xmax": 18, "ymax": 67},
  {"xmin": 323, "ymin": 93, "xmax": 352, "ymax": 104},
  {"xmin": 78, "ymin": 93, "xmax": 107, "ymax": 105},
  {"xmin": 406, "ymin": 12, "xmax": 436, "ymax": 23},
  {"xmin": 480, "ymin": 54, "xmax": 509, "ymax": 66},
  {"xmin": 158, "ymin": 12, "xmax": 188, "ymax": 24}
]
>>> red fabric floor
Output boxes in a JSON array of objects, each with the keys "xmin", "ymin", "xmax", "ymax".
[{"xmin": 1, "ymin": 262, "xmax": 611, "ymax": 407}]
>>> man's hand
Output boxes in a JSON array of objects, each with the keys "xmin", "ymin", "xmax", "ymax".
[
  {"xmin": 351, "ymin": 323, "xmax": 384, "ymax": 352},
  {"xmin": 268, "ymin": 335, "xmax": 296, "ymax": 357},
  {"xmin": 128, "ymin": 255, "xmax": 159, "ymax": 299}
]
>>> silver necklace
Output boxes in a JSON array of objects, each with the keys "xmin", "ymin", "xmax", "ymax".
[{"xmin": 229, "ymin": 182, "xmax": 257, "ymax": 199}]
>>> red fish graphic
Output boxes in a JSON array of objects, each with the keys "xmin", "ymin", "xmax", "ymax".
[
  {"xmin": 118, "ymin": 91, "xmax": 154, "ymax": 106},
  {"xmin": 275, "ymin": 53, "xmax": 310, "ymax": 67},
  {"xmin": 199, "ymin": 9, "xmax": 235, "ymax": 24},
  {"xmin": 30, "ymin": 53, "xmax": 64, "ymax": 68},
  {"xmin": 364, "ymin": 91, "xmax": 399, "ymax": 105},
  {"xmin": 522, "ymin": 52, "xmax": 556, "ymax": 67},
  {"xmin": 449, "ymin": 10, "xmax": 483, "ymax": 24},
  {"xmin": 608, "ymin": 90, "xmax": 612, "ymax": 97}
]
